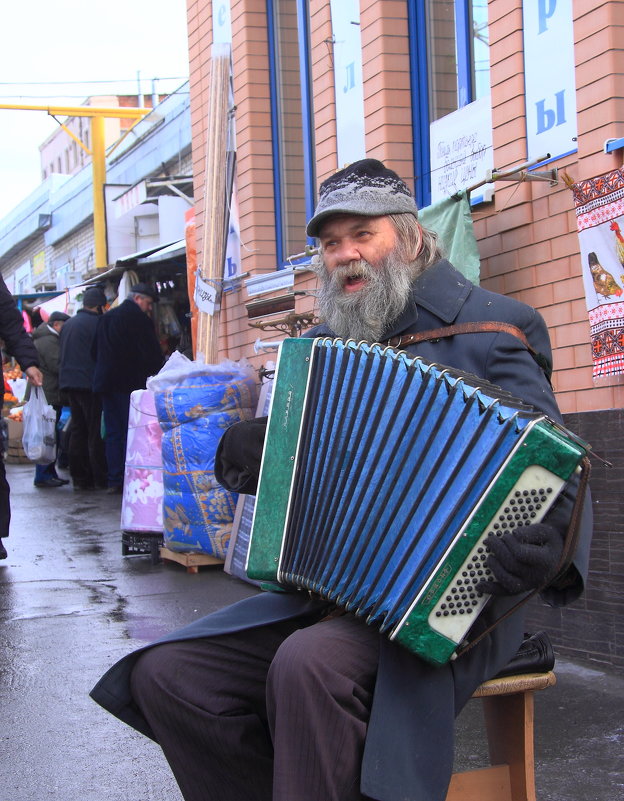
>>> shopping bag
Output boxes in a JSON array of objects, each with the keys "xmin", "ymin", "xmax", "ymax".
[{"xmin": 22, "ymin": 387, "xmax": 57, "ymax": 464}]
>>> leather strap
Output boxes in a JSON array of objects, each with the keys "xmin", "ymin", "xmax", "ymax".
[{"xmin": 384, "ymin": 321, "xmax": 553, "ymax": 381}]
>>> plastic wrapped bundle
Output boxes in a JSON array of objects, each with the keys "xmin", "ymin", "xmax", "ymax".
[
  {"xmin": 121, "ymin": 389, "xmax": 164, "ymax": 533},
  {"xmin": 148, "ymin": 353, "xmax": 257, "ymax": 558}
]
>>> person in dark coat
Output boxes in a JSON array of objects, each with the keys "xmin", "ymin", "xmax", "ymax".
[
  {"xmin": 90, "ymin": 160, "xmax": 593, "ymax": 801},
  {"xmin": 59, "ymin": 286, "xmax": 108, "ymax": 491},
  {"xmin": 30, "ymin": 310, "xmax": 70, "ymax": 488},
  {"xmin": 0, "ymin": 274, "xmax": 43, "ymax": 558},
  {"xmin": 92, "ymin": 283, "xmax": 164, "ymax": 494}
]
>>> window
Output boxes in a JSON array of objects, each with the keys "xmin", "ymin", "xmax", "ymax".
[
  {"xmin": 408, "ymin": 0, "xmax": 491, "ymax": 207},
  {"xmin": 267, "ymin": 0, "xmax": 316, "ymax": 265}
]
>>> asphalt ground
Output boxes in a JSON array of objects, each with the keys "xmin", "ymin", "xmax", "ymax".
[{"xmin": 1, "ymin": 462, "xmax": 622, "ymax": 800}]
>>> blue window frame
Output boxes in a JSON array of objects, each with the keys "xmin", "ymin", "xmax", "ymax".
[
  {"xmin": 407, "ymin": 0, "xmax": 490, "ymax": 208},
  {"xmin": 266, "ymin": 0, "xmax": 316, "ymax": 267}
]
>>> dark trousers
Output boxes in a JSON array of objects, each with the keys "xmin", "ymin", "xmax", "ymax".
[
  {"xmin": 130, "ymin": 614, "xmax": 379, "ymax": 801},
  {"xmin": 0, "ymin": 458, "xmax": 10, "ymax": 538},
  {"xmin": 100, "ymin": 391, "xmax": 131, "ymax": 488},
  {"xmin": 67, "ymin": 390, "xmax": 107, "ymax": 489}
]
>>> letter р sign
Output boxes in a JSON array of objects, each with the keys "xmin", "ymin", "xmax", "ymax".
[{"xmin": 522, "ymin": 0, "xmax": 578, "ymax": 164}]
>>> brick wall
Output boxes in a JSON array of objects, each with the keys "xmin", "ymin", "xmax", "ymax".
[
  {"xmin": 479, "ymin": 0, "xmax": 624, "ymax": 415},
  {"xmin": 526, "ymin": 408, "xmax": 624, "ymax": 669},
  {"xmin": 187, "ymin": 1, "xmax": 624, "ymax": 413}
]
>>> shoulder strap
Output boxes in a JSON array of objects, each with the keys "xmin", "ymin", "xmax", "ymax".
[{"xmin": 384, "ymin": 321, "xmax": 553, "ymax": 382}]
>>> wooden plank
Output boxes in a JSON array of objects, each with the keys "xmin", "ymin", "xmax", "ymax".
[{"xmin": 159, "ymin": 546, "xmax": 223, "ymax": 574}]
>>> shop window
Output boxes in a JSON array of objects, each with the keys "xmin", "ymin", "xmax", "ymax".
[
  {"xmin": 267, "ymin": 0, "xmax": 316, "ymax": 266},
  {"xmin": 408, "ymin": 0, "xmax": 491, "ymax": 207}
]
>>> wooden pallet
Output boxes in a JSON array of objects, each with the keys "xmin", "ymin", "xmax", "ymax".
[{"xmin": 159, "ymin": 546, "xmax": 223, "ymax": 574}]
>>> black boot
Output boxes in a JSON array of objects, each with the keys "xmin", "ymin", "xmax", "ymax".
[{"xmin": 0, "ymin": 539, "xmax": 7, "ymax": 559}]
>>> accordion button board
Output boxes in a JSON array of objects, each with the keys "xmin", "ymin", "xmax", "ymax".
[{"xmin": 247, "ymin": 337, "xmax": 588, "ymax": 665}]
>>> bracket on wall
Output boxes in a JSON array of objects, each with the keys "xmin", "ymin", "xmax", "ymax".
[
  {"xmin": 467, "ymin": 153, "xmax": 558, "ymax": 194},
  {"xmin": 248, "ymin": 311, "xmax": 319, "ymax": 338}
]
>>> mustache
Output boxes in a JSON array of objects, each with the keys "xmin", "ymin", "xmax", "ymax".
[{"xmin": 323, "ymin": 260, "xmax": 380, "ymax": 287}]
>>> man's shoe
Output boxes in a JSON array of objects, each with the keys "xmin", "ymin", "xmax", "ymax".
[
  {"xmin": 0, "ymin": 540, "xmax": 7, "ymax": 560},
  {"xmin": 105, "ymin": 485, "xmax": 123, "ymax": 495},
  {"xmin": 53, "ymin": 477, "xmax": 70, "ymax": 486},
  {"xmin": 34, "ymin": 478, "xmax": 64, "ymax": 488}
]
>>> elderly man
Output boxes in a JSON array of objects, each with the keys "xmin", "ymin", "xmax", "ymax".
[
  {"xmin": 59, "ymin": 286, "xmax": 109, "ymax": 491},
  {"xmin": 91, "ymin": 160, "xmax": 592, "ymax": 801},
  {"xmin": 92, "ymin": 283, "xmax": 164, "ymax": 494}
]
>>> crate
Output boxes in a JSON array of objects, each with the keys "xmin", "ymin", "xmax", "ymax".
[
  {"xmin": 5, "ymin": 439, "xmax": 30, "ymax": 464},
  {"xmin": 121, "ymin": 531, "xmax": 163, "ymax": 564}
]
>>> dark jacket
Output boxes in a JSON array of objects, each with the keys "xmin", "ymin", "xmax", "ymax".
[
  {"xmin": 32, "ymin": 322, "xmax": 63, "ymax": 406},
  {"xmin": 0, "ymin": 275, "xmax": 39, "ymax": 375},
  {"xmin": 92, "ymin": 299, "xmax": 164, "ymax": 394},
  {"xmin": 90, "ymin": 260, "xmax": 593, "ymax": 801},
  {"xmin": 59, "ymin": 308, "xmax": 101, "ymax": 391}
]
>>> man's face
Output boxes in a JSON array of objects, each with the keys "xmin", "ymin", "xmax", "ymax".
[
  {"xmin": 134, "ymin": 294, "xmax": 154, "ymax": 315},
  {"xmin": 315, "ymin": 214, "xmax": 416, "ymax": 343},
  {"xmin": 317, "ymin": 214, "xmax": 398, "ymax": 291}
]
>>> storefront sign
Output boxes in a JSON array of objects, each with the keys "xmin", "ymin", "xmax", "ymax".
[
  {"xmin": 429, "ymin": 95, "xmax": 494, "ymax": 204},
  {"xmin": 523, "ymin": 0, "xmax": 577, "ymax": 162},
  {"xmin": 224, "ymin": 178, "xmax": 242, "ymax": 281},
  {"xmin": 194, "ymin": 270, "xmax": 220, "ymax": 316},
  {"xmin": 330, "ymin": 0, "xmax": 366, "ymax": 167},
  {"xmin": 212, "ymin": 0, "xmax": 232, "ymax": 43},
  {"xmin": 114, "ymin": 181, "xmax": 147, "ymax": 218},
  {"xmin": 32, "ymin": 250, "xmax": 45, "ymax": 277}
]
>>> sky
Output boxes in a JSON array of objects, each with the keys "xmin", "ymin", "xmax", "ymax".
[{"xmin": 0, "ymin": 0, "xmax": 190, "ymax": 219}]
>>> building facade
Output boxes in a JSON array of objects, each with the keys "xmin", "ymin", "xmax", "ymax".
[
  {"xmin": 0, "ymin": 86, "xmax": 193, "ymax": 298},
  {"xmin": 186, "ymin": 0, "xmax": 623, "ymax": 667}
]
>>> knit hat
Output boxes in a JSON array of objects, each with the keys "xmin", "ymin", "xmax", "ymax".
[
  {"xmin": 82, "ymin": 286, "xmax": 107, "ymax": 308},
  {"xmin": 306, "ymin": 158, "xmax": 418, "ymax": 237}
]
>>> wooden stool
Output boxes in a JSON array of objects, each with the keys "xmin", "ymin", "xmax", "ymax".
[{"xmin": 445, "ymin": 671, "xmax": 556, "ymax": 801}]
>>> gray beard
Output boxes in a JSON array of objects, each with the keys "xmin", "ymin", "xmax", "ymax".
[{"xmin": 316, "ymin": 252, "xmax": 416, "ymax": 342}]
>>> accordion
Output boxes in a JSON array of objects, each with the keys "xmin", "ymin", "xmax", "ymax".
[{"xmin": 246, "ymin": 338, "xmax": 587, "ymax": 665}]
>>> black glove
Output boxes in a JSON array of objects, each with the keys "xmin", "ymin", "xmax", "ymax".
[
  {"xmin": 214, "ymin": 416, "xmax": 267, "ymax": 495},
  {"xmin": 476, "ymin": 523, "xmax": 564, "ymax": 596}
]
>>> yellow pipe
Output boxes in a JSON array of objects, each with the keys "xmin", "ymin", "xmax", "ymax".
[
  {"xmin": 0, "ymin": 102, "xmax": 152, "ymax": 270},
  {"xmin": 56, "ymin": 121, "xmax": 91, "ymax": 156},
  {"xmin": 91, "ymin": 116, "xmax": 107, "ymax": 269},
  {"xmin": 0, "ymin": 103, "xmax": 150, "ymax": 119}
]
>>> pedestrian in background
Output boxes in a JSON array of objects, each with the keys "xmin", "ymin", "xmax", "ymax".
[
  {"xmin": 59, "ymin": 286, "xmax": 108, "ymax": 492},
  {"xmin": 0, "ymin": 274, "xmax": 42, "ymax": 558},
  {"xmin": 92, "ymin": 283, "xmax": 164, "ymax": 495},
  {"xmin": 30, "ymin": 310, "xmax": 70, "ymax": 488}
]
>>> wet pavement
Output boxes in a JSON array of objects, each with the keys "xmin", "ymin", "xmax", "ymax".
[{"xmin": 1, "ymin": 462, "xmax": 622, "ymax": 800}]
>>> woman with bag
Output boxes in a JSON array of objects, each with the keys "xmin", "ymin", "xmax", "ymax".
[{"xmin": 0, "ymin": 275, "xmax": 42, "ymax": 559}]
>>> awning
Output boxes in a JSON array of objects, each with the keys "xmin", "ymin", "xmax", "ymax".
[
  {"xmin": 137, "ymin": 240, "xmax": 186, "ymax": 263},
  {"xmin": 82, "ymin": 239, "xmax": 186, "ymax": 284}
]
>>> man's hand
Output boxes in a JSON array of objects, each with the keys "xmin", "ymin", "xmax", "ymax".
[
  {"xmin": 477, "ymin": 523, "xmax": 564, "ymax": 596},
  {"xmin": 25, "ymin": 366, "xmax": 43, "ymax": 387}
]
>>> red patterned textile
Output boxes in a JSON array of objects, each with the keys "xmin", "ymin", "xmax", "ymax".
[{"xmin": 572, "ymin": 168, "xmax": 624, "ymax": 378}]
